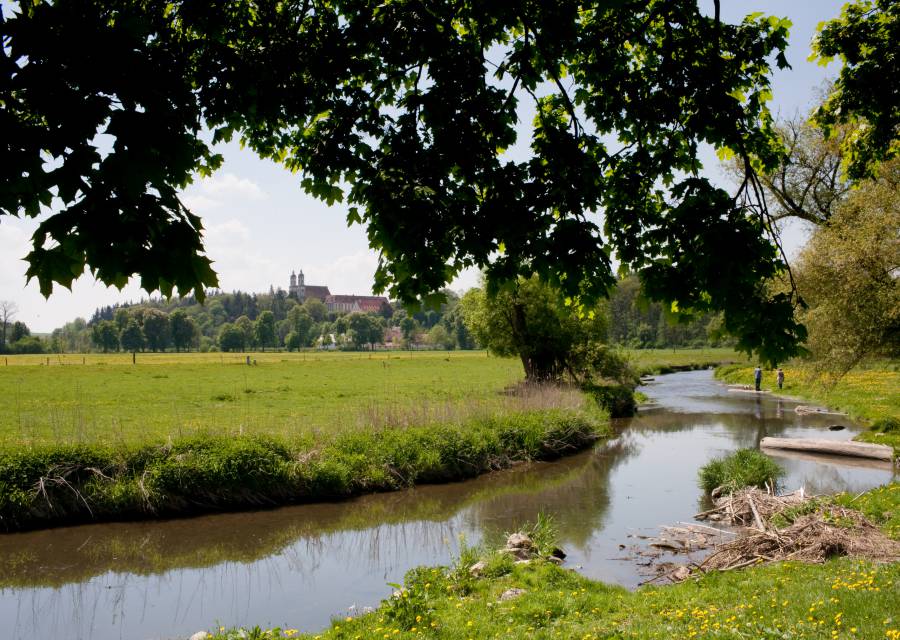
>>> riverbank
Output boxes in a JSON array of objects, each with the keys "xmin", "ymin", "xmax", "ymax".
[
  {"xmin": 715, "ymin": 363, "xmax": 900, "ymax": 457},
  {"xmin": 206, "ymin": 482, "xmax": 900, "ymax": 640},
  {"xmin": 628, "ymin": 347, "xmax": 746, "ymax": 376},
  {"xmin": 0, "ymin": 350, "xmax": 745, "ymax": 531},
  {"xmin": 0, "ymin": 384, "xmax": 606, "ymax": 531}
]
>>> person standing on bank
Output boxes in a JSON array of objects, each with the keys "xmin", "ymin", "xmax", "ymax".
[
  {"xmin": 777, "ymin": 368, "xmax": 785, "ymax": 390},
  {"xmin": 754, "ymin": 366, "xmax": 762, "ymax": 392}
]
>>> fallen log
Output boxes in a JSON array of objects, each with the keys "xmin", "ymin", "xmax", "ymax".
[
  {"xmin": 794, "ymin": 405, "xmax": 846, "ymax": 416},
  {"xmin": 763, "ymin": 447, "xmax": 896, "ymax": 471},
  {"xmin": 760, "ymin": 437, "xmax": 893, "ymax": 462}
]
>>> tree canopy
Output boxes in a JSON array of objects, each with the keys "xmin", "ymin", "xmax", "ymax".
[
  {"xmin": 812, "ymin": 0, "xmax": 900, "ymax": 180},
  {"xmin": 7, "ymin": 0, "xmax": 880, "ymax": 364},
  {"xmin": 793, "ymin": 176, "xmax": 900, "ymax": 380},
  {"xmin": 461, "ymin": 276, "xmax": 618, "ymax": 382}
]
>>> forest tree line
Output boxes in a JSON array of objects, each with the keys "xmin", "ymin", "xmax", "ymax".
[{"xmin": 1, "ymin": 276, "xmax": 725, "ymax": 355}]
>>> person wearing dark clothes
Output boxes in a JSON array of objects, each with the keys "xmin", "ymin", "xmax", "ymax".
[
  {"xmin": 777, "ymin": 368, "xmax": 784, "ymax": 390},
  {"xmin": 754, "ymin": 366, "xmax": 762, "ymax": 392}
]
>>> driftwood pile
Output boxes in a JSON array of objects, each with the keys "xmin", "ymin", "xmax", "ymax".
[
  {"xmin": 701, "ymin": 505, "xmax": 900, "ymax": 571},
  {"xmin": 640, "ymin": 487, "xmax": 900, "ymax": 583},
  {"xmin": 696, "ymin": 487, "xmax": 808, "ymax": 529}
]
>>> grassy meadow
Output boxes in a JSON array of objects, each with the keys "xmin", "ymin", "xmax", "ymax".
[
  {"xmin": 0, "ymin": 348, "xmax": 747, "ymax": 447},
  {"xmin": 0, "ymin": 351, "xmax": 524, "ymax": 446},
  {"xmin": 0, "ymin": 350, "xmax": 609, "ymax": 530}
]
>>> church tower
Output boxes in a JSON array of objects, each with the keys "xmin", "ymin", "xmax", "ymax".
[
  {"xmin": 299, "ymin": 269, "xmax": 306, "ymax": 299},
  {"xmin": 289, "ymin": 270, "xmax": 298, "ymax": 298}
]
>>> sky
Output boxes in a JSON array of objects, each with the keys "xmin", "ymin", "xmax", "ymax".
[{"xmin": 1, "ymin": 1, "xmax": 846, "ymax": 333}]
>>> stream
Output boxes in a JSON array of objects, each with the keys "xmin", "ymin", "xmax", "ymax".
[{"xmin": 0, "ymin": 369, "xmax": 895, "ymax": 639}]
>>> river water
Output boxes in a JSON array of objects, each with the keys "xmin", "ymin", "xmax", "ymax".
[{"xmin": 0, "ymin": 370, "xmax": 895, "ymax": 639}]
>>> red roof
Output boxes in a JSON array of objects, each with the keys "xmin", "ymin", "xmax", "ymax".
[
  {"xmin": 326, "ymin": 295, "xmax": 389, "ymax": 312},
  {"xmin": 301, "ymin": 286, "xmax": 331, "ymax": 301}
]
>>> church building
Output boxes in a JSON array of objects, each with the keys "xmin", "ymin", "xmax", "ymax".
[
  {"xmin": 287, "ymin": 270, "xmax": 389, "ymax": 313},
  {"xmin": 288, "ymin": 270, "xmax": 331, "ymax": 302}
]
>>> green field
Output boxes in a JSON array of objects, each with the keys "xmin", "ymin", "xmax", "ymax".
[
  {"xmin": 626, "ymin": 347, "xmax": 748, "ymax": 374},
  {"xmin": 0, "ymin": 349, "xmax": 746, "ymax": 447},
  {"xmin": 0, "ymin": 351, "xmax": 525, "ymax": 446}
]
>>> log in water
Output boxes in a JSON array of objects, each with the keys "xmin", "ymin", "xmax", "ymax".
[{"xmin": 761, "ymin": 437, "xmax": 894, "ymax": 462}]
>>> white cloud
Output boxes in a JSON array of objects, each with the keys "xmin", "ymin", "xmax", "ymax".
[
  {"xmin": 204, "ymin": 219, "xmax": 251, "ymax": 244},
  {"xmin": 198, "ymin": 172, "xmax": 265, "ymax": 200},
  {"xmin": 181, "ymin": 194, "xmax": 221, "ymax": 213},
  {"xmin": 179, "ymin": 173, "xmax": 266, "ymax": 218}
]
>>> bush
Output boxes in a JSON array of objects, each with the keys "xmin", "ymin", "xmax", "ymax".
[
  {"xmin": 698, "ymin": 448, "xmax": 784, "ymax": 494},
  {"xmin": 585, "ymin": 383, "xmax": 636, "ymax": 417}
]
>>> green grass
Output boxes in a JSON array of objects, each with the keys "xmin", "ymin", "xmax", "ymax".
[
  {"xmin": 716, "ymin": 362, "xmax": 900, "ymax": 456},
  {"xmin": 698, "ymin": 448, "xmax": 785, "ymax": 494},
  {"xmin": 0, "ymin": 351, "xmax": 524, "ymax": 445},
  {"xmin": 0, "ymin": 390, "xmax": 608, "ymax": 531},
  {"xmin": 627, "ymin": 347, "xmax": 747, "ymax": 376},
  {"xmin": 0, "ymin": 349, "xmax": 743, "ymax": 447},
  {"xmin": 209, "ymin": 482, "xmax": 900, "ymax": 640}
]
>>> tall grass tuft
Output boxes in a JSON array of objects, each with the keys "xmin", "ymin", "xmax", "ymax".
[{"xmin": 698, "ymin": 448, "xmax": 784, "ymax": 494}]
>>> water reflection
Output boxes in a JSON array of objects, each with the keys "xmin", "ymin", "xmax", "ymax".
[{"xmin": 0, "ymin": 370, "xmax": 894, "ymax": 640}]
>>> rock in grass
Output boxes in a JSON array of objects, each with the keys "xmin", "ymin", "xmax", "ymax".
[
  {"xmin": 505, "ymin": 533, "xmax": 533, "ymax": 550},
  {"xmin": 189, "ymin": 632, "xmax": 210, "ymax": 640},
  {"xmin": 469, "ymin": 560, "xmax": 487, "ymax": 576},
  {"xmin": 499, "ymin": 588, "xmax": 526, "ymax": 601}
]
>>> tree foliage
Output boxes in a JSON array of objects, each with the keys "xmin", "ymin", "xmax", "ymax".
[
  {"xmin": 347, "ymin": 313, "xmax": 384, "ymax": 350},
  {"xmin": 254, "ymin": 310, "xmax": 277, "ymax": 351},
  {"xmin": 119, "ymin": 320, "xmax": 145, "ymax": 353},
  {"xmin": 169, "ymin": 309, "xmax": 198, "ymax": 352},
  {"xmin": 730, "ymin": 112, "xmax": 852, "ymax": 226},
  {"xmin": 141, "ymin": 308, "xmax": 171, "ymax": 352},
  {"xmin": 812, "ymin": 0, "xmax": 900, "ymax": 179},
  {"xmin": 460, "ymin": 276, "xmax": 625, "ymax": 383},
  {"xmin": 793, "ymin": 178, "xmax": 900, "ymax": 379},
  {"xmin": 217, "ymin": 323, "xmax": 246, "ymax": 353},
  {"xmin": 91, "ymin": 320, "xmax": 119, "ymax": 353},
  {"xmin": 608, "ymin": 273, "xmax": 730, "ymax": 349},
  {"xmin": 1, "ymin": 0, "xmax": 806, "ymax": 364}
]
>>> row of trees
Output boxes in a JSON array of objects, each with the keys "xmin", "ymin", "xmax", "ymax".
[
  {"xmin": 90, "ymin": 308, "xmax": 200, "ymax": 353},
  {"xmin": 10, "ymin": 274, "xmax": 727, "ymax": 356},
  {"xmin": 0, "ymin": 302, "xmax": 43, "ymax": 354}
]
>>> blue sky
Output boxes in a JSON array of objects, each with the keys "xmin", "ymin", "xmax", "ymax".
[{"xmin": 1, "ymin": 1, "xmax": 845, "ymax": 332}]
